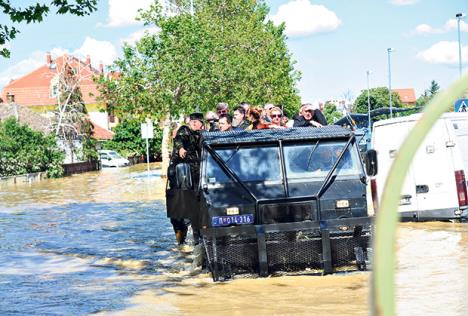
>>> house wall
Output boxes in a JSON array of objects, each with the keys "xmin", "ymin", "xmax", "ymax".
[{"xmin": 89, "ymin": 111, "xmax": 109, "ymax": 130}]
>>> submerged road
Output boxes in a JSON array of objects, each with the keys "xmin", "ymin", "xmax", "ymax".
[{"xmin": 0, "ymin": 164, "xmax": 467, "ymax": 315}]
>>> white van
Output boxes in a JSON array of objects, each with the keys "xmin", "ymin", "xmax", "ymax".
[
  {"xmin": 98, "ymin": 150, "xmax": 130, "ymax": 168},
  {"xmin": 371, "ymin": 112, "xmax": 468, "ymax": 221}
]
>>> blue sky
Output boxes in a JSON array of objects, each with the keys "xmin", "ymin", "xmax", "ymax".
[{"xmin": 1, "ymin": 0, "xmax": 467, "ymax": 105}]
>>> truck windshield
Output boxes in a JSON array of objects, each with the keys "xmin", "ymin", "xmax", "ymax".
[
  {"xmin": 283, "ymin": 141, "xmax": 361, "ymax": 180},
  {"xmin": 205, "ymin": 146, "xmax": 281, "ymax": 184},
  {"xmin": 204, "ymin": 141, "xmax": 361, "ymax": 185}
]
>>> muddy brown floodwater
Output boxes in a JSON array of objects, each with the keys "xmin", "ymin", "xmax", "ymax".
[{"xmin": 1, "ymin": 164, "xmax": 467, "ymax": 315}]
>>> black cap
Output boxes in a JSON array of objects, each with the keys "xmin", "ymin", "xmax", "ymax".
[{"xmin": 189, "ymin": 112, "xmax": 204, "ymax": 122}]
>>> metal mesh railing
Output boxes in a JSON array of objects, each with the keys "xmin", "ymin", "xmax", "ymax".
[
  {"xmin": 203, "ymin": 234, "xmax": 259, "ymax": 279},
  {"xmin": 265, "ymin": 231, "xmax": 323, "ymax": 271},
  {"xmin": 331, "ymin": 233, "xmax": 370, "ymax": 267},
  {"xmin": 202, "ymin": 226, "xmax": 371, "ymax": 281}
]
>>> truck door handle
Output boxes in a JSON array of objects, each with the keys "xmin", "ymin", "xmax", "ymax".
[
  {"xmin": 416, "ymin": 185, "xmax": 429, "ymax": 194},
  {"xmin": 400, "ymin": 194, "xmax": 412, "ymax": 205}
]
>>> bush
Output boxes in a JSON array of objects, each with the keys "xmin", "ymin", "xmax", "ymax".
[
  {"xmin": 0, "ymin": 117, "xmax": 64, "ymax": 177},
  {"xmin": 103, "ymin": 119, "xmax": 163, "ymax": 160}
]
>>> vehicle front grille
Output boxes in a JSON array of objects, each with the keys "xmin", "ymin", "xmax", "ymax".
[{"xmin": 202, "ymin": 224, "xmax": 371, "ymax": 281}]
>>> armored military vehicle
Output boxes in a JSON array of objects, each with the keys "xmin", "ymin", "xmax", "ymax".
[{"xmin": 169, "ymin": 126, "xmax": 377, "ymax": 281}]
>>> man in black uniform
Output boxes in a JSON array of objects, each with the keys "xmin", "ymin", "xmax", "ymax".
[{"xmin": 166, "ymin": 112, "xmax": 204, "ymax": 244}]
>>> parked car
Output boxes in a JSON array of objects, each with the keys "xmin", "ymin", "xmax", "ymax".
[
  {"xmin": 167, "ymin": 126, "xmax": 377, "ymax": 281},
  {"xmin": 98, "ymin": 150, "xmax": 130, "ymax": 168},
  {"xmin": 371, "ymin": 112, "xmax": 468, "ymax": 221}
]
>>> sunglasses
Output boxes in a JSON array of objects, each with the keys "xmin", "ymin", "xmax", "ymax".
[
  {"xmin": 271, "ymin": 114, "xmax": 282, "ymax": 118},
  {"xmin": 304, "ymin": 109, "xmax": 314, "ymax": 113},
  {"xmin": 217, "ymin": 109, "xmax": 227, "ymax": 115}
]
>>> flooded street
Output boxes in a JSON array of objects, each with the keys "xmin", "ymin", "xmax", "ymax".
[{"xmin": 1, "ymin": 165, "xmax": 468, "ymax": 315}]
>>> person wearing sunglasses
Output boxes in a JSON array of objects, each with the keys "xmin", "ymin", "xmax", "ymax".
[
  {"xmin": 268, "ymin": 107, "xmax": 287, "ymax": 129},
  {"xmin": 293, "ymin": 103, "xmax": 328, "ymax": 128}
]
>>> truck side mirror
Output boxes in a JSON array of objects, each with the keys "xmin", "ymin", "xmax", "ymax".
[
  {"xmin": 365, "ymin": 149, "xmax": 378, "ymax": 176},
  {"xmin": 176, "ymin": 163, "xmax": 193, "ymax": 189}
]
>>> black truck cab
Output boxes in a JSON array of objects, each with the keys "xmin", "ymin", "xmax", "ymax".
[{"xmin": 170, "ymin": 126, "xmax": 376, "ymax": 281}]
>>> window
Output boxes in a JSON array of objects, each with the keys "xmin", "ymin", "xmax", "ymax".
[
  {"xmin": 49, "ymin": 75, "xmax": 59, "ymax": 98},
  {"xmin": 283, "ymin": 141, "xmax": 361, "ymax": 180},
  {"xmin": 204, "ymin": 141, "xmax": 362, "ymax": 186},
  {"xmin": 205, "ymin": 146, "xmax": 281, "ymax": 184}
]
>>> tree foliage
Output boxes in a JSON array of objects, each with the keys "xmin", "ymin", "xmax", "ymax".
[
  {"xmin": 1, "ymin": 0, "xmax": 98, "ymax": 58},
  {"xmin": 0, "ymin": 117, "xmax": 64, "ymax": 177},
  {"xmin": 353, "ymin": 87, "xmax": 403, "ymax": 114},
  {"xmin": 103, "ymin": 119, "xmax": 163, "ymax": 160},
  {"xmin": 96, "ymin": 0, "xmax": 301, "ymax": 121},
  {"xmin": 323, "ymin": 102, "xmax": 343, "ymax": 124},
  {"xmin": 416, "ymin": 80, "xmax": 440, "ymax": 107},
  {"xmin": 51, "ymin": 56, "xmax": 97, "ymax": 162}
]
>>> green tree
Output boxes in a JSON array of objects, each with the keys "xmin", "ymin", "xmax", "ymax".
[
  {"xmin": 96, "ymin": 0, "xmax": 301, "ymax": 175},
  {"xmin": 323, "ymin": 102, "xmax": 343, "ymax": 124},
  {"xmin": 103, "ymin": 119, "xmax": 163, "ymax": 160},
  {"xmin": 416, "ymin": 80, "xmax": 440, "ymax": 107},
  {"xmin": 97, "ymin": 0, "xmax": 301, "ymax": 120},
  {"xmin": 0, "ymin": 117, "xmax": 64, "ymax": 177},
  {"xmin": 353, "ymin": 87, "xmax": 403, "ymax": 114},
  {"xmin": 1, "ymin": 0, "xmax": 98, "ymax": 58},
  {"xmin": 428, "ymin": 80, "xmax": 440, "ymax": 95}
]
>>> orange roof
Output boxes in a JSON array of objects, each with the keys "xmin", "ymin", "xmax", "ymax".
[
  {"xmin": 92, "ymin": 123, "xmax": 114, "ymax": 140},
  {"xmin": 1, "ymin": 54, "xmax": 102, "ymax": 106},
  {"xmin": 393, "ymin": 88, "xmax": 416, "ymax": 104}
]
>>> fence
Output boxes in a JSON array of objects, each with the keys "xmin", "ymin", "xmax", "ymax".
[{"xmin": 62, "ymin": 160, "xmax": 100, "ymax": 176}]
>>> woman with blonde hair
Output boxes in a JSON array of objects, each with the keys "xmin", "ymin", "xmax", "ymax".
[{"xmin": 268, "ymin": 107, "xmax": 287, "ymax": 129}]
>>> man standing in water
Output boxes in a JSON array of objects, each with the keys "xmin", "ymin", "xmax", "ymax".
[{"xmin": 166, "ymin": 112, "xmax": 204, "ymax": 245}]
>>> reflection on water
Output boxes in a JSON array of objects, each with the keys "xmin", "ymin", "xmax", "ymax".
[{"xmin": 1, "ymin": 164, "xmax": 468, "ymax": 315}]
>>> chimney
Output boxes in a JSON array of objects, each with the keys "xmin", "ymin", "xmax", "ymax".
[
  {"xmin": 98, "ymin": 62, "xmax": 104, "ymax": 74},
  {"xmin": 46, "ymin": 52, "xmax": 52, "ymax": 66},
  {"xmin": 85, "ymin": 55, "xmax": 91, "ymax": 66}
]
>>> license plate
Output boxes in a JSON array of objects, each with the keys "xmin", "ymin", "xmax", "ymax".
[{"xmin": 212, "ymin": 214, "xmax": 254, "ymax": 227}]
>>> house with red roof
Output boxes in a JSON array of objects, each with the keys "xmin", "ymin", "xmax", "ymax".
[
  {"xmin": 393, "ymin": 88, "xmax": 417, "ymax": 106},
  {"xmin": 0, "ymin": 53, "xmax": 113, "ymax": 140}
]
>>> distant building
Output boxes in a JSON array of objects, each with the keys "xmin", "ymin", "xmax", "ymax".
[
  {"xmin": 0, "ymin": 53, "xmax": 113, "ymax": 140},
  {"xmin": 325, "ymin": 98, "xmax": 353, "ymax": 113},
  {"xmin": 392, "ymin": 88, "xmax": 416, "ymax": 106}
]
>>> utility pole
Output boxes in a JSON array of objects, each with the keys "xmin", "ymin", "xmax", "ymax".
[
  {"xmin": 387, "ymin": 48, "xmax": 395, "ymax": 118},
  {"xmin": 366, "ymin": 70, "xmax": 372, "ymax": 130},
  {"xmin": 456, "ymin": 13, "xmax": 466, "ymax": 78}
]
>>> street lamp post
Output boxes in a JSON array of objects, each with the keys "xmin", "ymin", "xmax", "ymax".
[
  {"xmin": 387, "ymin": 48, "xmax": 395, "ymax": 118},
  {"xmin": 456, "ymin": 13, "xmax": 466, "ymax": 78},
  {"xmin": 366, "ymin": 70, "xmax": 372, "ymax": 131}
]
